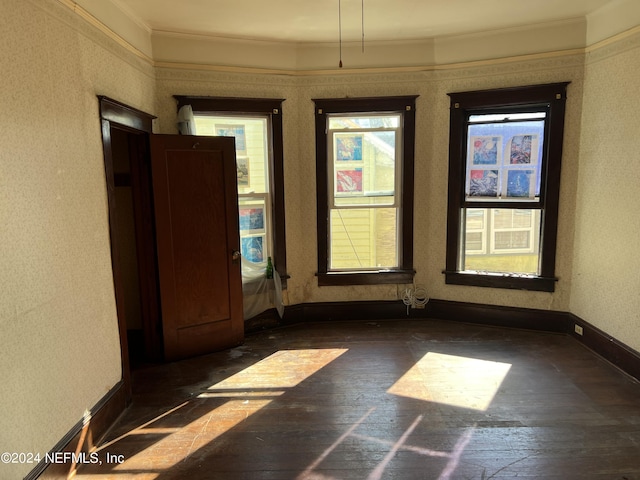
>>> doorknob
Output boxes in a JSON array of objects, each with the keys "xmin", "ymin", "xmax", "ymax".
[{"xmin": 231, "ymin": 250, "xmax": 241, "ymax": 262}]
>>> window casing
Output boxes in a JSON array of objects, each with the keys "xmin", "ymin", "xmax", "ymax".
[
  {"xmin": 444, "ymin": 83, "xmax": 569, "ymax": 292},
  {"xmin": 174, "ymin": 96, "xmax": 288, "ymax": 285},
  {"xmin": 314, "ymin": 96, "xmax": 417, "ymax": 286}
]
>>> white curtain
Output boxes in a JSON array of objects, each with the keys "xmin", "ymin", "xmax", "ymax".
[
  {"xmin": 240, "ymin": 256, "xmax": 284, "ymax": 320},
  {"xmin": 177, "ymin": 104, "xmax": 196, "ymax": 135}
]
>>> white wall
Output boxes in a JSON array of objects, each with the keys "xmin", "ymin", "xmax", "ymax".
[{"xmin": 0, "ymin": 0, "xmax": 156, "ymax": 477}]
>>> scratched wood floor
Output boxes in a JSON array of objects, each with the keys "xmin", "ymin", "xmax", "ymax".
[{"xmin": 75, "ymin": 319, "xmax": 640, "ymax": 479}]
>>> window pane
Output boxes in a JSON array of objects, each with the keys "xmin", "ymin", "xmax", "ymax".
[
  {"xmin": 465, "ymin": 119, "xmax": 545, "ymax": 202},
  {"xmin": 466, "ymin": 208, "xmax": 485, "ymax": 230},
  {"xmin": 194, "ymin": 116, "xmax": 269, "ymax": 194},
  {"xmin": 329, "ymin": 114, "xmax": 400, "ymax": 129},
  {"xmin": 195, "ymin": 114, "xmax": 273, "ymax": 267},
  {"xmin": 462, "ymin": 208, "xmax": 540, "ymax": 275},
  {"xmin": 329, "ymin": 208, "xmax": 397, "ymax": 269},
  {"xmin": 332, "ymin": 129, "xmax": 397, "ymax": 206},
  {"xmin": 469, "ymin": 112, "xmax": 546, "ymax": 123},
  {"xmin": 238, "ymin": 196, "xmax": 268, "ymax": 264}
]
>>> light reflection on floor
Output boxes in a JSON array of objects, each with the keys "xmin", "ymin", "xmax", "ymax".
[
  {"xmin": 388, "ymin": 352, "xmax": 511, "ymax": 411},
  {"xmin": 79, "ymin": 349, "xmax": 349, "ymax": 479}
]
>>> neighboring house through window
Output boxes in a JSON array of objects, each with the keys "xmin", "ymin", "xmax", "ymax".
[
  {"xmin": 314, "ymin": 96, "xmax": 417, "ymax": 286},
  {"xmin": 444, "ymin": 83, "xmax": 569, "ymax": 292}
]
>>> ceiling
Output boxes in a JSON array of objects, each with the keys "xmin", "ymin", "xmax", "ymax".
[{"xmin": 112, "ymin": 0, "xmax": 616, "ymax": 44}]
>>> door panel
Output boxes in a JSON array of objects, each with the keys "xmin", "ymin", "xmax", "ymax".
[{"xmin": 150, "ymin": 134, "xmax": 243, "ymax": 361}]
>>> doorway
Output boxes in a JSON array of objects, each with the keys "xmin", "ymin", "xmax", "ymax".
[
  {"xmin": 99, "ymin": 97, "xmax": 163, "ymax": 374},
  {"xmin": 98, "ymin": 96, "xmax": 246, "ymax": 392}
]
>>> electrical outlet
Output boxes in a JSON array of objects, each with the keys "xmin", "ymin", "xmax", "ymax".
[{"xmin": 574, "ymin": 324, "xmax": 584, "ymax": 336}]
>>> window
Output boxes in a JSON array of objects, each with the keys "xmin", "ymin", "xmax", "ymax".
[
  {"xmin": 444, "ymin": 83, "xmax": 569, "ymax": 292},
  {"xmin": 314, "ymin": 96, "xmax": 417, "ymax": 286},
  {"xmin": 174, "ymin": 96, "xmax": 287, "ymax": 285}
]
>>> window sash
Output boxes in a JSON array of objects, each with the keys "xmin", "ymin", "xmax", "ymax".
[
  {"xmin": 327, "ymin": 115, "xmax": 403, "ymax": 271},
  {"xmin": 328, "ymin": 124, "xmax": 402, "ymax": 209},
  {"xmin": 238, "ymin": 193, "xmax": 271, "ymax": 263},
  {"xmin": 314, "ymin": 96, "xmax": 417, "ymax": 286},
  {"xmin": 464, "ymin": 118, "xmax": 546, "ymax": 205},
  {"xmin": 328, "ymin": 207, "xmax": 400, "ymax": 271},
  {"xmin": 444, "ymin": 83, "xmax": 569, "ymax": 292}
]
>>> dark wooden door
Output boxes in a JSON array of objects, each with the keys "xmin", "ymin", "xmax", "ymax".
[{"xmin": 150, "ymin": 134, "xmax": 244, "ymax": 361}]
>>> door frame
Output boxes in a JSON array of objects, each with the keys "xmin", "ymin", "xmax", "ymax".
[{"xmin": 98, "ymin": 96, "xmax": 159, "ymax": 399}]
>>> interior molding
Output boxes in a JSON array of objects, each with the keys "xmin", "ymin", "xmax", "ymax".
[
  {"xmin": 423, "ymin": 299, "xmax": 570, "ymax": 333},
  {"xmin": 54, "ymin": 0, "xmax": 154, "ymax": 65},
  {"xmin": 277, "ymin": 299, "xmax": 570, "ymax": 332},
  {"xmin": 154, "ymin": 47, "xmax": 586, "ymax": 77},
  {"xmin": 585, "ymin": 24, "xmax": 640, "ymax": 66},
  {"xmin": 154, "ymin": 59, "xmax": 441, "ymax": 76},
  {"xmin": 246, "ymin": 300, "xmax": 640, "ymax": 382},
  {"xmin": 98, "ymin": 95, "xmax": 156, "ymax": 132},
  {"xmin": 31, "ymin": 0, "xmax": 156, "ymax": 83},
  {"xmin": 568, "ymin": 313, "xmax": 640, "ymax": 382},
  {"xmin": 586, "ymin": 23, "xmax": 640, "ymax": 53},
  {"xmin": 26, "ymin": 381, "xmax": 127, "ymax": 480},
  {"xmin": 58, "ymin": 0, "xmax": 636, "ymax": 77}
]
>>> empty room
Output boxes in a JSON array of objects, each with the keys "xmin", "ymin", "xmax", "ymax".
[{"xmin": 2, "ymin": 0, "xmax": 640, "ymax": 478}]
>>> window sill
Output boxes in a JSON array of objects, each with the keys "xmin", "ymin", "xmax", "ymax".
[
  {"xmin": 317, "ymin": 269, "xmax": 415, "ymax": 286},
  {"xmin": 443, "ymin": 270, "xmax": 557, "ymax": 292}
]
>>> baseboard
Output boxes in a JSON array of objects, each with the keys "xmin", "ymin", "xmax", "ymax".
[
  {"xmin": 423, "ymin": 299, "xmax": 571, "ymax": 333},
  {"xmin": 276, "ymin": 298, "xmax": 570, "ymax": 332},
  {"xmin": 245, "ymin": 308, "xmax": 283, "ymax": 334},
  {"xmin": 283, "ymin": 300, "xmax": 407, "ymax": 324},
  {"xmin": 26, "ymin": 381, "xmax": 128, "ymax": 480},
  {"xmin": 568, "ymin": 313, "xmax": 640, "ymax": 381},
  {"xmin": 245, "ymin": 299, "xmax": 640, "ymax": 382}
]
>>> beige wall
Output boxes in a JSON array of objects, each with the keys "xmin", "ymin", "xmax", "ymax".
[
  {"xmin": 0, "ymin": 0, "xmax": 156, "ymax": 477},
  {"xmin": 571, "ymin": 30, "xmax": 640, "ymax": 352},
  {"xmin": 156, "ymin": 55, "xmax": 584, "ymax": 311},
  {"xmin": 2, "ymin": 1, "xmax": 639, "ymax": 477}
]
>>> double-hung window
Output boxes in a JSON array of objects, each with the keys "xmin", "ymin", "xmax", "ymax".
[
  {"xmin": 314, "ymin": 96, "xmax": 417, "ymax": 286},
  {"xmin": 444, "ymin": 83, "xmax": 569, "ymax": 292},
  {"xmin": 174, "ymin": 96, "xmax": 287, "ymax": 285}
]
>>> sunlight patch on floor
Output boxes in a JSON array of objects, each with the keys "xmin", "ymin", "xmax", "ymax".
[
  {"xmin": 81, "ymin": 349, "xmax": 349, "ymax": 478},
  {"xmin": 205, "ymin": 348, "xmax": 349, "ymax": 390},
  {"xmin": 113, "ymin": 399, "xmax": 272, "ymax": 472},
  {"xmin": 388, "ymin": 352, "xmax": 511, "ymax": 411}
]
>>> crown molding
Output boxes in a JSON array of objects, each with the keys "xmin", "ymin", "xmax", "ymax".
[
  {"xmin": 585, "ymin": 23, "xmax": 640, "ymax": 52},
  {"xmin": 56, "ymin": 0, "xmax": 153, "ymax": 65},
  {"xmin": 58, "ymin": 0, "xmax": 639, "ymax": 76},
  {"xmin": 154, "ymin": 46, "xmax": 587, "ymax": 77}
]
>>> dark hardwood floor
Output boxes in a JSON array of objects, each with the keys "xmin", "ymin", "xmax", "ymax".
[{"xmin": 75, "ymin": 319, "xmax": 640, "ymax": 479}]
